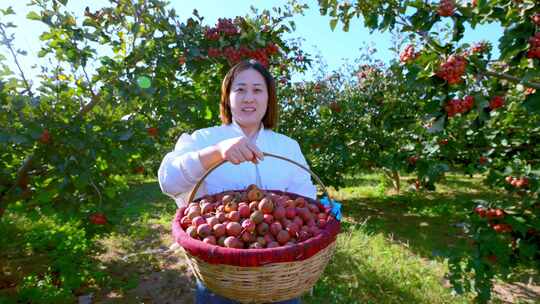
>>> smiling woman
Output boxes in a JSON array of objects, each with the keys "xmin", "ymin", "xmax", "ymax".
[{"xmin": 158, "ymin": 59, "xmax": 315, "ymax": 303}]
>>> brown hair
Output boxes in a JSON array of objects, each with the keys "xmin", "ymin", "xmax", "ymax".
[{"xmin": 220, "ymin": 59, "xmax": 278, "ymax": 129}]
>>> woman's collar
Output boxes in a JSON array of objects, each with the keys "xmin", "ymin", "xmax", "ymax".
[{"xmin": 230, "ymin": 119, "xmax": 265, "ymax": 142}]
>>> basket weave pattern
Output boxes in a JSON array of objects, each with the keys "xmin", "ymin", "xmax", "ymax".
[{"xmin": 183, "ymin": 242, "xmax": 336, "ymax": 303}]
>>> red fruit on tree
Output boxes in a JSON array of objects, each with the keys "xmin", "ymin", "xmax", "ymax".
[
  {"xmin": 39, "ymin": 129, "xmax": 51, "ymax": 144},
  {"xmin": 399, "ymin": 45, "xmax": 418, "ymax": 63},
  {"xmin": 489, "ymin": 96, "xmax": 505, "ymax": 110},
  {"xmin": 436, "ymin": 55, "xmax": 467, "ymax": 84},
  {"xmin": 89, "ymin": 212, "xmax": 107, "ymax": 225},
  {"xmin": 479, "ymin": 156, "xmax": 488, "ymax": 165},
  {"xmin": 438, "ymin": 0, "xmax": 455, "ymax": 17},
  {"xmin": 492, "ymin": 223, "xmax": 512, "ymax": 233},
  {"xmin": 532, "ymin": 13, "xmax": 540, "ymax": 26},
  {"xmin": 474, "ymin": 207, "xmax": 486, "ymax": 218},
  {"xmin": 329, "ymin": 101, "xmax": 341, "ymax": 113},
  {"xmin": 147, "ymin": 127, "xmax": 158, "ymax": 137},
  {"xmin": 407, "ymin": 156, "xmax": 418, "ymax": 166}
]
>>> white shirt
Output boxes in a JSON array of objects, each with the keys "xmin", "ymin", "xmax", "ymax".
[{"xmin": 158, "ymin": 121, "xmax": 317, "ymax": 207}]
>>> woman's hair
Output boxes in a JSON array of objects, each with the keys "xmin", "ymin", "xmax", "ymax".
[{"xmin": 220, "ymin": 59, "xmax": 278, "ymax": 129}]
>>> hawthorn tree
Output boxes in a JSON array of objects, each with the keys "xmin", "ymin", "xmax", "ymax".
[{"xmin": 316, "ymin": 0, "xmax": 540, "ymax": 302}]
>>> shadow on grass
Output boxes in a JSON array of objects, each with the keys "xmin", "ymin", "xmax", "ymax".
[
  {"xmin": 337, "ymin": 186, "xmax": 513, "ymax": 260},
  {"xmin": 95, "ymin": 252, "xmax": 194, "ymax": 304},
  {"xmin": 303, "ymin": 249, "xmax": 425, "ymax": 304}
]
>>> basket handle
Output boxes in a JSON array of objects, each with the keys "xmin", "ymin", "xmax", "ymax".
[{"xmin": 187, "ymin": 152, "xmax": 332, "ymax": 209}]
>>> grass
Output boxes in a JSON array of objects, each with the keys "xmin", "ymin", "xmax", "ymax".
[{"xmin": 1, "ymin": 173, "xmax": 538, "ymax": 303}]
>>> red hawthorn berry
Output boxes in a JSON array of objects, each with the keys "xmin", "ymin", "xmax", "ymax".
[
  {"xmin": 400, "ymin": 45, "xmax": 418, "ymax": 63},
  {"xmin": 474, "ymin": 207, "xmax": 486, "ymax": 217},
  {"xmin": 17, "ymin": 174, "xmax": 29, "ymax": 189},
  {"xmin": 527, "ymin": 33, "xmax": 540, "ymax": 59},
  {"xmin": 463, "ymin": 95, "xmax": 474, "ymax": 111},
  {"xmin": 492, "ymin": 223, "xmax": 512, "ymax": 233},
  {"xmin": 525, "ymin": 87, "xmax": 536, "ymax": 95},
  {"xmin": 479, "ymin": 156, "xmax": 488, "ymax": 165},
  {"xmin": 329, "ymin": 101, "xmax": 341, "ymax": 113},
  {"xmin": 515, "ymin": 177, "xmax": 529, "ymax": 188},
  {"xmin": 438, "ymin": 0, "xmax": 455, "ymax": 17},
  {"xmin": 266, "ymin": 43, "xmax": 279, "ymax": 55},
  {"xmin": 489, "ymin": 96, "xmax": 505, "ymax": 110},
  {"xmin": 436, "ymin": 55, "xmax": 467, "ymax": 84},
  {"xmin": 486, "ymin": 255, "xmax": 497, "ymax": 264},
  {"xmin": 147, "ymin": 127, "xmax": 158, "ymax": 137},
  {"xmin": 407, "ymin": 156, "xmax": 418, "ymax": 166},
  {"xmin": 470, "ymin": 42, "xmax": 488, "ymax": 55},
  {"xmin": 39, "ymin": 129, "xmax": 51, "ymax": 144},
  {"xmin": 207, "ymin": 47, "xmax": 221, "ymax": 58},
  {"xmin": 89, "ymin": 212, "xmax": 108, "ymax": 225},
  {"xmin": 134, "ymin": 166, "xmax": 144, "ymax": 174},
  {"xmin": 532, "ymin": 13, "xmax": 540, "ymax": 26}
]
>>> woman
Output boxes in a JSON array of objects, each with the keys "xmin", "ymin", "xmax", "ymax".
[{"xmin": 158, "ymin": 59, "xmax": 314, "ymax": 303}]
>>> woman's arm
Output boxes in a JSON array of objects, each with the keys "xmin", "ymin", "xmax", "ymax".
[
  {"xmin": 199, "ymin": 136, "xmax": 264, "ymax": 169},
  {"xmin": 158, "ymin": 133, "xmax": 264, "ymax": 200}
]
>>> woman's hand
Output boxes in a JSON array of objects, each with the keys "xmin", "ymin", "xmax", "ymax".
[{"xmin": 216, "ymin": 136, "xmax": 264, "ymax": 165}]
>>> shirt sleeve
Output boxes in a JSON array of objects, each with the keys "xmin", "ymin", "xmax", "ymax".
[
  {"xmin": 287, "ymin": 140, "xmax": 317, "ymax": 200},
  {"xmin": 157, "ymin": 131, "xmax": 207, "ymax": 203}
]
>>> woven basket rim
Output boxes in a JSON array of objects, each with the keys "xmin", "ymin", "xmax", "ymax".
[{"xmin": 172, "ymin": 189, "xmax": 341, "ymax": 267}]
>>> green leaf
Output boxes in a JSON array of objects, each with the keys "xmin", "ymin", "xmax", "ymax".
[
  {"xmin": 118, "ymin": 130, "xmax": 133, "ymax": 141},
  {"xmin": 26, "ymin": 11, "xmax": 41, "ymax": 21},
  {"xmin": 523, "ymin": 91, "xmax": 540, "ymax": 114},
  {"xmin": 137, "ymin": 76, "xmax": 151, "ymax": 89},
  {"xmin": 204, "ymin": 106, "xmax": 212, "ymax": 120},
  {"xmin": 329, "ymin": 18, "xmax": 338, "ymax": 31}
]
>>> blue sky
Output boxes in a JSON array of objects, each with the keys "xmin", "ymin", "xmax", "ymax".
[{"xmin": 2, "ymin": 0, "xmax": 503, "ymax": 82}]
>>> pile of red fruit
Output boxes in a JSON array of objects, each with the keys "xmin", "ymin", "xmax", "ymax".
[
  {"xmin": 178, "ymin": 185, "xmax": 332, "ymax": 249},
  {"xmin": 444, "ymin": 96, "xmax": 474, "ymax": 117},
  {"xmin": 436, "ymin": 55, "xmax": 467, "ymax": 84},
  {"xmin": 527, "ymin": 32, "xmax": 540, "ymax": 59},
  {"xmin": 505, "ymin": 176, "xmax": 529, "ymax": 188},
  {"xmin": 437, "ymin": 0, "xmax": 455, "ymax": 17},
  {"xmin": 399, "ymin": 45, "xmax": 419, "ymax": 63}
]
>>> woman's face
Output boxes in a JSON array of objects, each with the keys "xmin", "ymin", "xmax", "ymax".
[{"xmin": 229, "ymin": 68, "xmax": 268, "ymax": 130}]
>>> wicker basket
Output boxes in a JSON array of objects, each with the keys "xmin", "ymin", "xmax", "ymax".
[{"xmin": 172, "ymin": 152, "xmax": 340, "ymax": 303}]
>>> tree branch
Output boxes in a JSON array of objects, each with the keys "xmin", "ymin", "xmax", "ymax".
[{"xmin": 0, "ymin": 22, "xmax": 34, "ymax": 98}]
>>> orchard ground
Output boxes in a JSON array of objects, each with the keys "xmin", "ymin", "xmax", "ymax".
[{"xmin": 1, "ymin": 173, "xmax": 538, "ymax": 303}]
